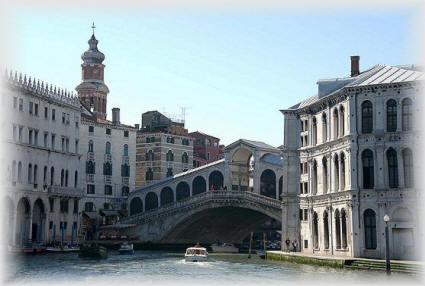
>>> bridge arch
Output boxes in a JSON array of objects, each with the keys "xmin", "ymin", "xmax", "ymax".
[
  {"xmin": 130, "ymin": 197, "xmax": 143, "ymax": 215},
  {"xmin": 260, "ymin": 169, "xmax": 276, "ymax": 199},
  {"xmin": 192, "ymin": 176, "xmax": 207, "ymax": 195},
  {"xmin": 230, "ymin": 148, "xmax": 253, "ymax": 191},
  {"xmin": 176, "ymin": 182, "xmax": 190, "ymax": 201},
  {"xmin": 16, "ymin": 197, "xmax": 31, "ymax": 246},
  {"xmin": 145, "ymin": 192, "xmax": 159, "ymax": 211},
  {"xmin": 209, "ymin": 170, "xmax": 224, "ymax": 190},
  {"xmin": 160, "ymin": 187, "xmax": 174, "ymax": 206}
]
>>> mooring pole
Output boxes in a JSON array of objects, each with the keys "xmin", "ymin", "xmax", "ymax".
[
  {"xmin": 248, "ymin": 232, "xmax": 253, "ymax": 258},
  {"xmin": 263, "ymin": 233, "xmax": 267, "ymax": 259}
]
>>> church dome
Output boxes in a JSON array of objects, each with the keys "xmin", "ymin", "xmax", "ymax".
[{"xmin": 81, "ymin": 34, "xmax": 105, "ymax": 65}]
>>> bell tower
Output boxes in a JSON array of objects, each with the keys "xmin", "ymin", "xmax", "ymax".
[{"xmin": 76, "ymin": 23, "xmax": 109, "ymax": 120}]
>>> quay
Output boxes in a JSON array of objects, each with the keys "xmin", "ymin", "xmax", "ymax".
[{"xmin": 266, "ymin": 251, "xmax": 424, "ymax": 274}]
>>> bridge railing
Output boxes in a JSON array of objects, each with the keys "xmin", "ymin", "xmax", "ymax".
[{"xmin": 119, "ymin": 191, "xmax": 281, "ymax": 225}]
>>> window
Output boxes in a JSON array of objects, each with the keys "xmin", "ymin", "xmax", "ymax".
[
  {"xmin": 312, "ymin": 117, "xmax": 317, "ymax": 146},
  {"xmin": 402, "ymin": 98, "xmax": 412, "ymax": 131},
  {"xmin": 361, "ymin": 101, "xmax": 373, "ymax": 134},
  {"xmin": 122, "ymin": 186, "xmax": 130, "ymax": 197},
  {"xmin": 364, "ymin": 209, "xmax": 377, "ymax": 249},
  {"xmin": 28, "ymin": 164, "xmax": 32, "ymax": 184},
  {"xmin": 146, "ymin": 168, "xmax": 153, "ymax": 181},
  {"xmin": 74, "ymin": 171, "xmax": 78, "ymax": 188},
  {"xmin": 75, "ymin": 140, "xmax": 79, "ymax": 153},
  {"xmin": 167, "ymin": 137, "xmax": 175, "ymax": 144},
  {"xmin": 87, "ymin": 184, "xmax": 95, "ymax": 194},
  {"xmin": 339, "ymin": 106, "xmax": 345, "ymax": 137},
  {"xmin": 49, "ymin": 221, "xmax": 53, "ymax": 230},
  {"xmin": 19, "ymin": 98, "xmax": 23, "ymax": 111},
  {"xmin": 18, "ymin": 162, "xmax": 22, "ymax": 183},
  {"xmin": 103, "ymin": 162, "xmax": 112, "ymax": 176},
  {"xmin": 312, "ymin": 160, "xmax": 317, "ymax": 194},
  {"xmin": 121, "ymin": 164, "xmax": 130, "ymax": 177},
  {"xmin": 386, "ymin": 99, "xmax": 397, "ymax": 132},
  {"xmin": 13, "ymin": 125, "xmax": 17, "ymax": 142},
  {"xmin": 52, "ymin": 108, "xmax": 55, "ymax": 120},
  {"xmin": 13, "ymin": 97, "xmax": 17, "ymax": 109},
  {"xmin": 34, "ymin": 103, "xmax": 38, "ymax": 116},
  {"xmin": 387, "ymin": 148, "xmax": 398, "ymax": 188},
  {"xmin": 75, "ymin": 116, "xmax": 79, "ymax": 128},
  {"xmin": 322, "ymin": 113, "xmax": 327, "ymax": 142},
  {"xmin": 89, "ymin": 126, "xmax": 94, "ymax": 133},
  {"xmin": 362, "ymin": 149, "xmax": 374, "ymax": 189},
  {"xmin": 12, "ymin": 160, "xmax": 16, "ymax": 183},
  {"xmin": 61, "ymin": 137, "xmax": 65, "ymax": 152},
  {"xmin": 18, "ymin": 126, "xmax": 23, "ymax": 143},
  {"xmin": 207, "ymin": 152, "xmax": 210, "ymax": 161},
  {"xmin": 60, "ymin": 169, "xmax": 65, "ymax": 187},
  {"xmin": 60, "ymin": 199, "xmax": 68, "ymax": 213},
  {"xmin": 166, "ymin": 150, "xmax": 174, "ymax": 161},
  {"xmin": 182, "ymin": 138, "xmax": 189, "ymax": 146},
  {"xmin": 105, "ymin": 142, "xmax": 111, "ymax": 154},
  {"xmin": 88, "ymin": 140, "xmax": 94, "ymax": 152},
  {"xmin": 44, "ymin": 133, "xmax": 48, "ymax": 148},
  {"xmin": 63, "ymin": 169, "xmax": 67, "ymax": 187},
  {"xmin": 123, "ymin": 144, "xmax": 128, "ymax": 156},
  {"xmin": 124, "ymin": 130, "xmax": 129, "ymax": 137},
  {"xmin": 322, "ymin": 157, "xmax": 328, "ymax": 193},
  {"xmin": 86, "ymin": 161, "xmax": 95, "ymax": 174},
  {"xmin": 182, "ymin": 152, "xmax": 189, "ymax": 164},
  {"xmin": 312, "ymin": 212, "xmax": 319, "ymax": 249},
  {"xmin": 49, "ymin": 198, "xmax": 54, "ymax": 212},
  {"xmin": 62, "ymin": 112, "xmax": 66, "ymax": 124},
  {"xmin": 333, "ymin": 108, "xmax": 339, "ymax": 139},
  {"xmin": 65, "ymin": 138, "xmax": 69, "ymax": 152},
  {"xmin": 29, "ymin": 102, "xmax": 33, "ymax": 115},
  {"xmin": 146, "ymin": 150, "xmax": 154, "ymax": 161},
  {"xmin": 104, "ymin": 185, "xmax": 112, "ymax": 195},
  {"xmin": 50, "ymin": 167, "xmax": 54, "ymax": 185},
  {"xmin": 33, "ymin": 165, "xmax": 38, "ymax": 185},
  {"xmin": 323, "ymin": 211, "xmax": 329, "ymax": 249},
  {"xmin": 28, "ymin": 129, "xmax": 33, "ymax": 145},
  {"xmin": 43, "ymin": 166, "xmax": 48, "ymax": 185},
  {"xmin": 44, "ymin": 107, "xmax": 48, "ymax": 118},
  {"xmin": 84, "ymin": 202, "xmax": 94, "ymax": 212},
  {"xmin": 403, "ymin": 149, "xmax": 413, "ymax": 188},
  {"xmin": 167, "ymin": 168, "xmax": 173, "ymax": 177},
  {"xmin": 51, "ymin": 134, "xmax": 56, "ymax": 150},
  {"xmin": 106, "ymin": 128, "xmax": 111, "ymax": 135}
]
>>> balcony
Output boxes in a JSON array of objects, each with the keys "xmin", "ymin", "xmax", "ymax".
[
  {"xmin": 122, "ymin": 177, "xmax": 129, "ymax": 185},
  {"xmin": 104, "ymin": 175, "xmax": 112, "ymax": 185},
  {"xmin": 87, "ymin": 152, "xmax": 95, "ymax": 161},
  {"xmin": 104, "ymin": 154, "xmax": 112, "ymax": 162},
  {"xmin": 47, "ymin": 186, "xmax": 84, "ymax": 198},
  {"xmin": 86, "ymin": 174, "xmax": 95, "ymax": 183}
]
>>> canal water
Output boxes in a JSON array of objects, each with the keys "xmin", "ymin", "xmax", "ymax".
[{"xmin": 4, "ymin": 251, "xmax": 416, "ymax": 285}]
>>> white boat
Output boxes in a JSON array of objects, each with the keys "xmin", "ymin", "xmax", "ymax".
[
  {"xmin": 46, "ymin": 245, "xmax": 80, "ymax": 253},
  {"xmin": 118, "ymin": 242, "xmax": 134, "ymax": 255},
  {"xmin": 184, "ymin": 246, "xmax": 208, "ymax": 262},
  {"xmin": 210, "ymin": 243, "xmax": 239, "ymax": 253}
]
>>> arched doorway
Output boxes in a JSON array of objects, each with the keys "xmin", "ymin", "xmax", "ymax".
[
  {"xmin": 16, "ymin": 197, "xmax": 31, "ymax": 246},
  {"xmin": 278, "ymin": 176, "xmax": 283, "ymax": 201},
  {"xmin": 160, "ymin": 187, "xmax": 174, "ymax": 206},
  {"xmin": 260, "ymin": 169, "xmax": 276, "ymax": 199},
  {"xmin": 192, "ymin": 176, "xmax": 206, "ymax": 195},
  {"xmin": 129, "ymin": 197, "xmax": 143, "ymax": 215},
  {"xmin": 145, "ymin": 192, "xmax": 159, "ymax": 211},
  {"xmin": 32, "ymin": 199, "xmax": 46, "ymax": 243},
  {"xmin": 176, "ymin": 182, "xmax": 190, "ymax": 201},
  {"xmin": 231, "ymin": 148, "xmax": 253, "ymax": 191},
  {"xmin": 209, "ymin": 171, "xmax": 224, "ymax": 190}
]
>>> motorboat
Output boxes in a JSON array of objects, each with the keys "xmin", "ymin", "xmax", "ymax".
[
  {"xmin": 210, "ymin": 243, "xmax": 239, "ymax": 253},
  {"xmin": 46, "ymin": 245, "xmax": 80, "ymax": 253},
  {"xmin": 118, "ymin": 242, "xmax": 134, "ymax": 255},
  {"xmin": 79, "ymin": 243, "xmax": 107, "ymax": 259},
  {"xmin": 184, "ymin": 246, "xmax": 208, "ymax": 262}
]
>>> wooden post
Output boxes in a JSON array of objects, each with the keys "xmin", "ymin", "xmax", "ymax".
[
  {"xmin": 263, "ymin": 233, "xmax": 267, "ymax": 259},
  {"xmin": 248, "ymin": 232, "xmax": 253, "ymax": 258}
]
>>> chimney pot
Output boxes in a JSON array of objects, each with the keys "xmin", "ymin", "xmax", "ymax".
[{"xmin": 351, "ymin": 55, "xmax": 360, "ymax": 77}]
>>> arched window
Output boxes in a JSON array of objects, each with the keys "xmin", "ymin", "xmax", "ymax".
[
  {"xmin": 334, "ymin": 154, "xmax": 339, "ymax": 191},
  {"xmin": 312, "ymin": 117, "xmax": 317, "ymax": 146},
  {"xmin": 105, "ymin": 142, "xmax": 111, "ymax": 154},
  {"xmin": 333, "ymin": 108, "xmax": 339, "ymax": 139},
  {"xmin": 312, "ymin": 160, "xmax": 318, "ymax": 195},
  {"xmin": 65, "ymin": 170, "xmax": 68, "ymax": 187},
  {"xmin": 86, "ymin": 161, "xmax": 95, "ymax": 174},
  {"xmin": 123, "ymin": 144, "xmax": 128, "ymax": 156},
  {"xmin": 322, "ymin": 113, "xmax": 327, "ymax": 143},
  {"xmin": 387, "ymin": 148, "xmax": 398, "ymax": 188},
  {"xmin": 341, "ymin": 209, "xmax": 347, "ymax": 249},
  {"xmin": 362, "ymin": 149, "xmax": 374, "ymax": 189},
  {"xmin": 121, "ymin": 164, "xmax": 130, "ymax": 177},
  {"xmin": 103, "ymin": 162, "xmax": 112, "ymax": 176},
  {"xmin": 313, "ymin": 212, "xmax": 319, "ymax": 249},
  {"xmin": 402, "ymin": 98, "xmax": 412, "ymax": 131},
  {"xmin": 28, "ymin": 164, "xmax": 32, "ymax": 184},
  {"xmin": 403, "ymin": 148, "xmax": 413, "ymax": 188},
  {"xmin": 166, "ymin": 150, "xmax": 174, "ymax": 162},
  {"xmin": 50, "ymin": 166, "xmax": 54, "ymax": 185},
  {"xmin": 386, "ymin": 99, "xmax": 397, "ymax": 132},
  {"xmin": 323, "ymin": 211, "xmax": 329, "ymax": 249},
  {"xmin": 182, "ymin": 152, "xmax": 189, "ymax": 164},
  {"xmin": 145, "ymin": 168, "xmax": 153, "ymax": 181},
  {"xmin": 60, "ymin": 169, "xmax": 64, "ymax": 186},
  {"xmin": 364, "ymin": 209, "xmax": 377, "ymax": 249},
  {"xmin": 43, "ymin": 166, "xmax": 48, "ymax": 184},
  {"xmin": 12, "ymin": 160, "xmax": 16, "ymax": 182},
  {"xmin": 146, "ymin": 150, "xmax": 154, "ymax": 161},
  {"xmin": 33, "ymin": 164, "xmax": 38, "ymax": 184},
  {"xmin": 361, "ymin": 101, "xmax": 373, "ymax": 134},
  {"xmin": 18, "ymin": 162, "xmax": 22, "ymax": 183},
  {"xmin": 335, "ymin": 209, "xmax": 341, "ymax": 249},
  {"xmin": 322, "ymin": 157, "xmax": 328, "ymax": 194},
  {"xmin": 339, "ymin": 106, "xmax": 345, "ymax": 137},
  {"xmin": 74, "ymin": 171, "xmax": 78, "ymax": 188},
  {"xmin": 340, "ymin": 153, "xmax": 346, "ymax": 190},
  {"xmin": 88, "ymin": 140, "xmax": 94, "ymax": 152}
]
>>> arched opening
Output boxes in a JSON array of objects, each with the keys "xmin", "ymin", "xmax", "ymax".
[
  {"xmin": 129, "ymin": 197, "xmax": 143, "ymax": 215},
  {"xmin": 386, "ymin": 99, "xmax": 397, "ymax": 132},
  {"xmin": 182, "ymin": 152, "xmax": 189, "ymax": 164},
  {"xmin": 230, "ymin": 148, "xmax": 253, "ymax": 191},
  {"xmin": 278, "ymin": 176, "xmax": 283, "ymax": 201},
  {"xmin": 361, "ymin": 100, "xmax": 373, "ymax": 134},
  {"xmin": 364, "ymin": 209, "xmax": 377, "ymax": 249},
  {"xmin": 32, "ymin": 199, "xmax": 45, "ymax": 243},
  {"xmin": 335, "ymin": 209, "xmax": 341, "ymax": 249},
  {"xmin": 387, "ymin": 148, "xmax": 398, "ymax": 188},
  {"xmin": 340, "ymin": 153, "xmax": 346, "ymax": 190},
  {"xmin": 105, "ymin": 142, "xmax": 111, "ymax": 154},
  {"xmin": 322, "ymin": 113, "xmax": 327, "ymax": 143},
  {"xmin": 403, "ymin": 148, "xmax": 413, "ymax": 188},
  {"xmin": 260, "ymin": 169, "xmax": 276, "ymax": 199},
  {"xmin": 334, "ymin": 154, "xmax": 339, "ymax": 191},
  {"xmin": 322, "ymin": 157, "xmax": 328, "ymax": 194},
  {"xmin": 402, "ymin": 98, "xmax": 412, "ymax": 131},
  {"xmin": 145, "ymin": 192, "xmax": 159, "ymax": 211},
  {"xmin": 341, "ymin": 209, "xmax": 347, "ymax": 249},
  {"xmin": 145, "ymin": 168, "xmax": 153, "ymax": 181},
  {"xmin": 313, "ymin": 212, "xmax": 319, "ymax": 249},
  {"xmin": 166, "ymin": 150, "xmax": 174, "ymax": 162},
  {"xmin": 312, "ymin": 160, "xmax": 318, "ymax": 195},
  {"xmin": 192, "ymin": 176, "xmax": 207, "ymax": 195},
  {"xmin": 312, "ymin": 116, "xmax": 317, "ymax": 146},
  {"xmin": 160, "ymin": 187, "xmax": 174, "ymax": 206},
  {"xmin": 339, "ymin": 106, "xmax": 345, "ymax": 137},
  {"xmin": 333, "ymin": 108, "xmax": 339, "ymax": 139},
  {"xmin": 323, "ymin": 211, "xmax": 329, "ymax": 249},
  {"xmin": 16, "ymin": 198, "xmax": 31, "ymax": 246},
  {"xmin": 209, "ymin": 170, "xmax": 224, "ymax": 190},
  {"xmin": 362, "ymin": 149, "xmax": 374, "ymax": 189},
  {"xmin": 123, "ymin": 144, "xmax": 129, "ymax": 156},
  {"xmin": 176, "ymin": 182, "xmax": 190, "ymax": 201}
]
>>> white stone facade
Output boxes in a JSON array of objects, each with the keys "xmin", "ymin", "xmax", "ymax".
[{"xmin": 281, "ymin": 62, "xmax": 424, "ymax": 260}]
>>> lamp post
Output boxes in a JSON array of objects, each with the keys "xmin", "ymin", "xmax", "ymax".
[{"xmin": 383, "ymin": 214, "xmax": 391, "ymax": 276}]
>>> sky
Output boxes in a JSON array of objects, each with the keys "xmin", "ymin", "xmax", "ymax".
[{"xmin": 2, "ymin": 2, "xmax": 421, "ymax": 146}]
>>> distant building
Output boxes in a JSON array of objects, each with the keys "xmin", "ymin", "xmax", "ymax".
[
  {"xmin": 135, "ymin": 111, "xmax": 193, "ymax": 187},
  {"xmin": 189, "ymin": 131, "xmax": 222, "ymax": 167}
]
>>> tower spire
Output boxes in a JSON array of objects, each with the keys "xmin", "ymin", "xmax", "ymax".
[{"xmin": 91, "ymin": 22, "xmax": 96, "ymax": 36}]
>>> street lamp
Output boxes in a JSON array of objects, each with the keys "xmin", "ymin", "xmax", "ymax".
[{"xmin": 383, "ymin": 214, "xmax": 391, "ymax": 276}]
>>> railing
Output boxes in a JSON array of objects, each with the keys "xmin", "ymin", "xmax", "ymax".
[
  {"xmin": 121, "ymin": 191, "xmax": 281, "ymax": 225},
  {"xmin": 87, "ymin": 152, "xmax": 95, "ymax": 161},
  {"xmin": 86, "ymin": 174, "xmax": 95, "ymax": 183},
  {"xmin": 104, "ymin": 154, "xmax": 112, "ymax": 162},
  {"xmin": 104, "ymin": 175, "xmax": 112, "ymax": 185},
  {"xmin": 47, "ymin": 186, "xmax": 84, "ymax": 198},
  {"xmin": 122, "ymin": 177, "xmax": 129, "ymax": 185}
]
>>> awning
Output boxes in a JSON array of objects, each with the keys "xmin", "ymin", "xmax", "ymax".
[
  {"xmin": 82, "ymin": 211, "xmax": 97, "ymax": 219},
  {"xmin": 99, "ymin": 209, "xmax": 120, "ymax": 217}
]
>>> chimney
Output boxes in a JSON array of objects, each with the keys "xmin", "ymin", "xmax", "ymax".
[
  {"xmin": 112, "ymin": 108, "xmax": 120, "ymax": 126},
  {"xmin": 351, "ymin": 55, "xmax": 360, "ymax": 77}
]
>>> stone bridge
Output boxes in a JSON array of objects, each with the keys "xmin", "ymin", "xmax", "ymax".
[{"xmin": 110, "ymin": 190, "xmax": 282, "ymax": 244}]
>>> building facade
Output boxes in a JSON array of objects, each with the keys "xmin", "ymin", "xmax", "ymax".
[
  {"xmin": 1, "ymin": 70, "xmax": 84, "ymax": 246},
  {"xmin": 189, "ymin": 131, "xmax": 222, "ymax": 168},
  {"xmin": 281, "ymin": 56, "xmax": 423, "ymax": 260}
]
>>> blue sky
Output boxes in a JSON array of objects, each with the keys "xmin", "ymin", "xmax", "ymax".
[{"xmin": 3, "ymin": 4, "xmax": 419, "ymax": 146}]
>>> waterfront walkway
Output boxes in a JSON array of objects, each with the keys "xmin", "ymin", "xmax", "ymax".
[{"xmin": 266, "ymin": 251, "xmax": 424, "ymax": 274}]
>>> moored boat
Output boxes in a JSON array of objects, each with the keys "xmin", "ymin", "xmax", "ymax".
[
  {"xmin": 185, "ymin": 245, "xmax": 208, "ymax": 262},
  {"xmin": 46, "ymin": 245, "xmax": 80, "ymax": 253},
  {"xmin": 210, "ymin": 243, "xmax": 239, "ymax": 253},
  {"xmin": 79, "ymin": 244, "xmax": 107, "ymax": 259},
  {"xmin": 118, "ymin": 242, "xmax": 134, "ymax": 255}
]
